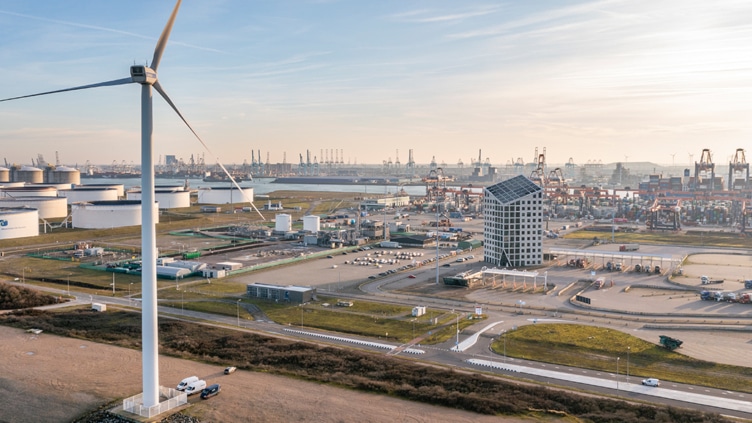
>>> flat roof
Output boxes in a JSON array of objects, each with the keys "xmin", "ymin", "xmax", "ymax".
[{"xmin": 247, "ymin": 283, "xmax": 313, "ymax": 293}]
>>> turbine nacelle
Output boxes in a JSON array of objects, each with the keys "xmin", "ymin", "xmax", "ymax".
[{"xmin": 131, "ymin": 66, "xmax": 158, "ymax": 85}]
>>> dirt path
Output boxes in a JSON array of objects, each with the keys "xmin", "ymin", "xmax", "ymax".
[{"xmin": 0, "ymin": 325, "xmax": 526, "ymax": 423}]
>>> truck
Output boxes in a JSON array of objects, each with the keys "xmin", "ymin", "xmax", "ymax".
[
  {"xmin": 700, "ymin": 276, "xmax": 724, "ymax": 285},
  {"xmin": 619, "ymin": 244, "xmax": 639, "ymax": 251},
  {"xmin": 700, "ymin": 290, "xmax": 713, "ymax": 301},
  {"xmin": 594, "ymin": 278, "xmax": 606, "ymax": 289},
  {"xmin": 658, "ymin": 335, "xmax": 683, "ymax": 350},
  {"xmin": 745, "ymin": 280, "xmax": 752, "ymax": 289},
  {"xmin": 91, "ymin": 303, "xmax": 107, "ymax": 312},
  {"xmin": 739, "ymin": 293, "xmax": 752, "ymax": 304}
]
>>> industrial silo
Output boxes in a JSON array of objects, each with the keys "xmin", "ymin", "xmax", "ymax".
[
  {"xmin": 45, "ymin": 165, "xmax": 81, "ymax": 185},
  {"xmin": 303, "ymin": 215, "xmax": 320, "ymax": 232},
  {"xmin": 0, "ymin": 167, "xmax": 9, "ymax": 183},
  {"xmin": 275, "ymin": 213, "xmax": 292, "ymax": 232},
  {"xmin": 12, "ymin": 165, "xmax": 43, "ymax": 183}
]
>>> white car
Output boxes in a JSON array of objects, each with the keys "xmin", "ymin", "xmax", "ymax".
[{"xmin": 641, "ymin": 378, "xmax": 660, "ymax": 387}]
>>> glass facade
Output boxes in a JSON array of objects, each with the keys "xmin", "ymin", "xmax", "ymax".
[{"xmin": 483, "ymin": 175, "xmax": 543, "ymax": 267}]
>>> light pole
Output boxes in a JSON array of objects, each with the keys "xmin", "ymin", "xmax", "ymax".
[
  {"xmin": 502, "ymin": 330, "xmax": 507, "ymax": 362},
  {"xmin": 111, "ymin": 272, "xmax": 115, "ymax": 295},
  {"xmin": 411, "ymin": 318, "xmax": 416, "ymax": 339},
  {"xmin": 236, "ymin": 299, "xmax": 241, "ymax": 327},
  {"xmin": 67, "ymin": 274, "xmax": 71, "ymax": 296},
  {"xmin": 435, "ymin": 204, "xmax": 440, "ymax": 285},
  {"xmin": 627, "ymin": 346, "xmax": 630, "ymax": 383},
  {"xmin": 455, "ymin": 312, "xmax": 460, "ymax": 348},
  {"xmin": 129, "ymin": 283, "xmax": 133, "ymax": 306},
  {"xmin": 22, "ymin": 267, "xmax": 31, "ymax": 284},
  {"xmin": 616, "ymin": 357, "xmax": 620, "ymax": 393}
]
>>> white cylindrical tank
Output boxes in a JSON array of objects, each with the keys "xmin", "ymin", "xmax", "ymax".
[
  {"xmin": 0, "ymin": 167, "xmax": 9, "ymax": 183},
  {"xmin": 45, "ymin": 166, "xmax": 81, "ymax": 185},
  {"xmin": 0, "ymin": 207, "xmax": 39, "ymax": 239},
  {"xmin": 58, "ymin": 187, "xmax": 119, "ymax": 204},
  {"xmin": 127, "ymin": 189, "xmax": 190, "ymax": 209},
  {"xmin": 13, "ymin": 166, "xmax": 43, "ymax": 183},
  {"xmin": 78, "ymin": 183, "xmax": 125, "ymax": 197},
  {"xmin": 275, "ymin": 213, "xmax": 292, "ymax": 232},
  {"xmin": 0, "ymin": 197, "xmax": 67, "ymax": 219},
  {"xmin": 0, "ymin": 186, "xmax": 57, "ymax": 198},
  {"xmin": 71, "ymin": 200, "xmax": 159, "ymax": 229},
  {"xmin": 197, "ymin": 186, "xmax": 254, "ymax": 204},
  {"xmin": 303, "ymin": 215, "xmax": 320, "ymax": 232}
]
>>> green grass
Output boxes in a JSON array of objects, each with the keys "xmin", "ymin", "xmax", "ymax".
[
  {"xmin": 495, "ymin": 323, "xmax": 752, "ymax": 392},
  {"xmin": 564, "ymin": 228, "xmax": 752, "ymax": 249}
]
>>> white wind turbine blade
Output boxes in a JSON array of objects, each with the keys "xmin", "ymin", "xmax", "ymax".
[
  {"xmin": 0, "ymin": 78, "xmax": 133, "ymax": 102},
  {"xmin": 152, "ymin": 81, "xmax": 266, "ymax": 220},
  {"xmin": 151, "ymin": 0, "xmax": 182, "ymax": 71}
]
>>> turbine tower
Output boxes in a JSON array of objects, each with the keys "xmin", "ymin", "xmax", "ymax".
[{"xmin": 0, "ymin": 0, "xmax": 263, "ymax": 412}]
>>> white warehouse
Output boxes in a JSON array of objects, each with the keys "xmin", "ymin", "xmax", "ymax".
[
  {"xmin": 71, "ymin": 200, "xmax": 159, "ymax": 229},
  {"xmin": 127, "ymin": 188, "xmax": 190, "ymax": 209},
  {"xmin": 197, "ymin": 186, "xmax": 254, "ymax": 205},
  {"xmin": 0, "ymin": 197, "xmax": 68, "ymax": 219},
  {"xmin": 0, "ymin": 207, "xmax": 39, "ymax": 239}
]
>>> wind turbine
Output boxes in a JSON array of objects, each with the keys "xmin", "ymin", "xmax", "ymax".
[{"xmin": 0, "ymin": 0, "xmax": 255, "ymax": 411}]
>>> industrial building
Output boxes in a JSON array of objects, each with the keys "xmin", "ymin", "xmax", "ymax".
[
  {"xmin": 483, "ymin": 175, "xmax": 544, "ymax": 267},
  {"xmin": 246, "ymin": 283, "xmax": 316, "ymax": 304},
  {"xmin": 360, "ymin": 193, "xmax": 410, "ymax": 210},
  {"xmin": 71, "ymin": 200, "xmax": 159, "ymax": 229},
  {"xmin": 0, "ymin": 207, "xmax": 39, "ymax": 239}
]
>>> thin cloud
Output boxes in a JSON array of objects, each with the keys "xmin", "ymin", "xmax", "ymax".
[
  {"xmin": 387, "ymin": 6, "xmax": 499, "ymax": 24},
  {"xmin": 0, "ymin": 9, "xmax": 226, "ymax": 55}
]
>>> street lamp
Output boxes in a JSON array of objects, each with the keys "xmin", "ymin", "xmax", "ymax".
[
  {"xmin": 236, "ymin": 299, "xmax": 241, "ymax": 327},
  {"xmin": 616, "ymin": 357, "xmax": 620, "ymax": 392},
  {"xmin": 22, "ymin": 267, "xmax": 31, "ymax": 284},
  {"xmin": 129, "ymin": 283, "xmax": 133, "ymax": 306},
  {"xmin": 501, "ymin": 330, "xmax": 507, "ymax": 362},
  {"xmin": 67, "ymin": 274, "xmax": 71, "ymax": 296},
  {"xmin": 455, "ymin": 311, "xmax": 460, "ymax": 348},
  {"xmin": 627, "ymin": 346, "xmax": 631, "ymax": 383}
]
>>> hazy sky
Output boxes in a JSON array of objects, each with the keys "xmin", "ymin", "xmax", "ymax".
[{"xmin": 1, "ymin": 0, "xmax": 751, "ymax": 168}]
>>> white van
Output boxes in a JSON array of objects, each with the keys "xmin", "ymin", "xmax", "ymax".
[
  {"xmin": 641, "ymin": 378, "xmax": 660, "ymax": 387},
  {"xmin": 184, "ymin": 379, "xmax": 207, "ymax": 396},
  {"xmin": 176, "ymin": 376, "xmax": 199, "ymax": 391}
]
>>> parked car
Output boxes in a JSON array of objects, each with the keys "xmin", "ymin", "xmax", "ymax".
[
  {"xmin": 641, "ymin": 378, "xmax": 660, "ymax": 387},
  {"xmin": 200, "ymin": 383, "xmax": 221, "ymax": 399},
  {"xmin": 224, "ymin": 366, "xmax": 237, "ymax": 375}
]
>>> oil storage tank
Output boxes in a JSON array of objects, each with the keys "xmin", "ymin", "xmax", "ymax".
[
  {"xmin": 0, "ymin": 167, "xmax": 9, "ymax": 183},
  {"xmin": 0, "ymin": 207, "xmax": 39, "ymax": 239},
  {"xmin": 126, "ymin": 187, "xmax": 190, "ymax": 209},
  {"xmin": 0, "ymin": 197, "xmax": 67, "ymax": 219},
  {"xmin": 71, "ymin": 200, "xmax": 159, "ymax": 229},
  {"xmin": 275, "ymin": 213, "xmax": 292, "ymax": 232},
  {"xmin": 44, "ymin": 165, "xmax": 81, "ymax": 185},
  {"xmin": 0, "ymin": 186, "xmax": 58, "ymax": 198},
  {"xmin": 11, "ymin": 165, "xmax": 43, "ymax": 183},
  {"xmin": 303, "ymin": 215, "xmax": 320, "ymax": 232},
  {"xmin": 78, "ymin": 183, "xmax": 125, "ymax": 197},
  {"xmin": 197, "ymin": 186, "xmax": 254, "ymax": 205},
  {"xmin": 58, "ymin": 187, "xmax": 119, "ymax": 204}
]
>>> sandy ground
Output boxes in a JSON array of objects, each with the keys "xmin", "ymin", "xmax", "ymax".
[{"xmin": 0, "ymin": 325, "xmax": 525, "ymax": 423}]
